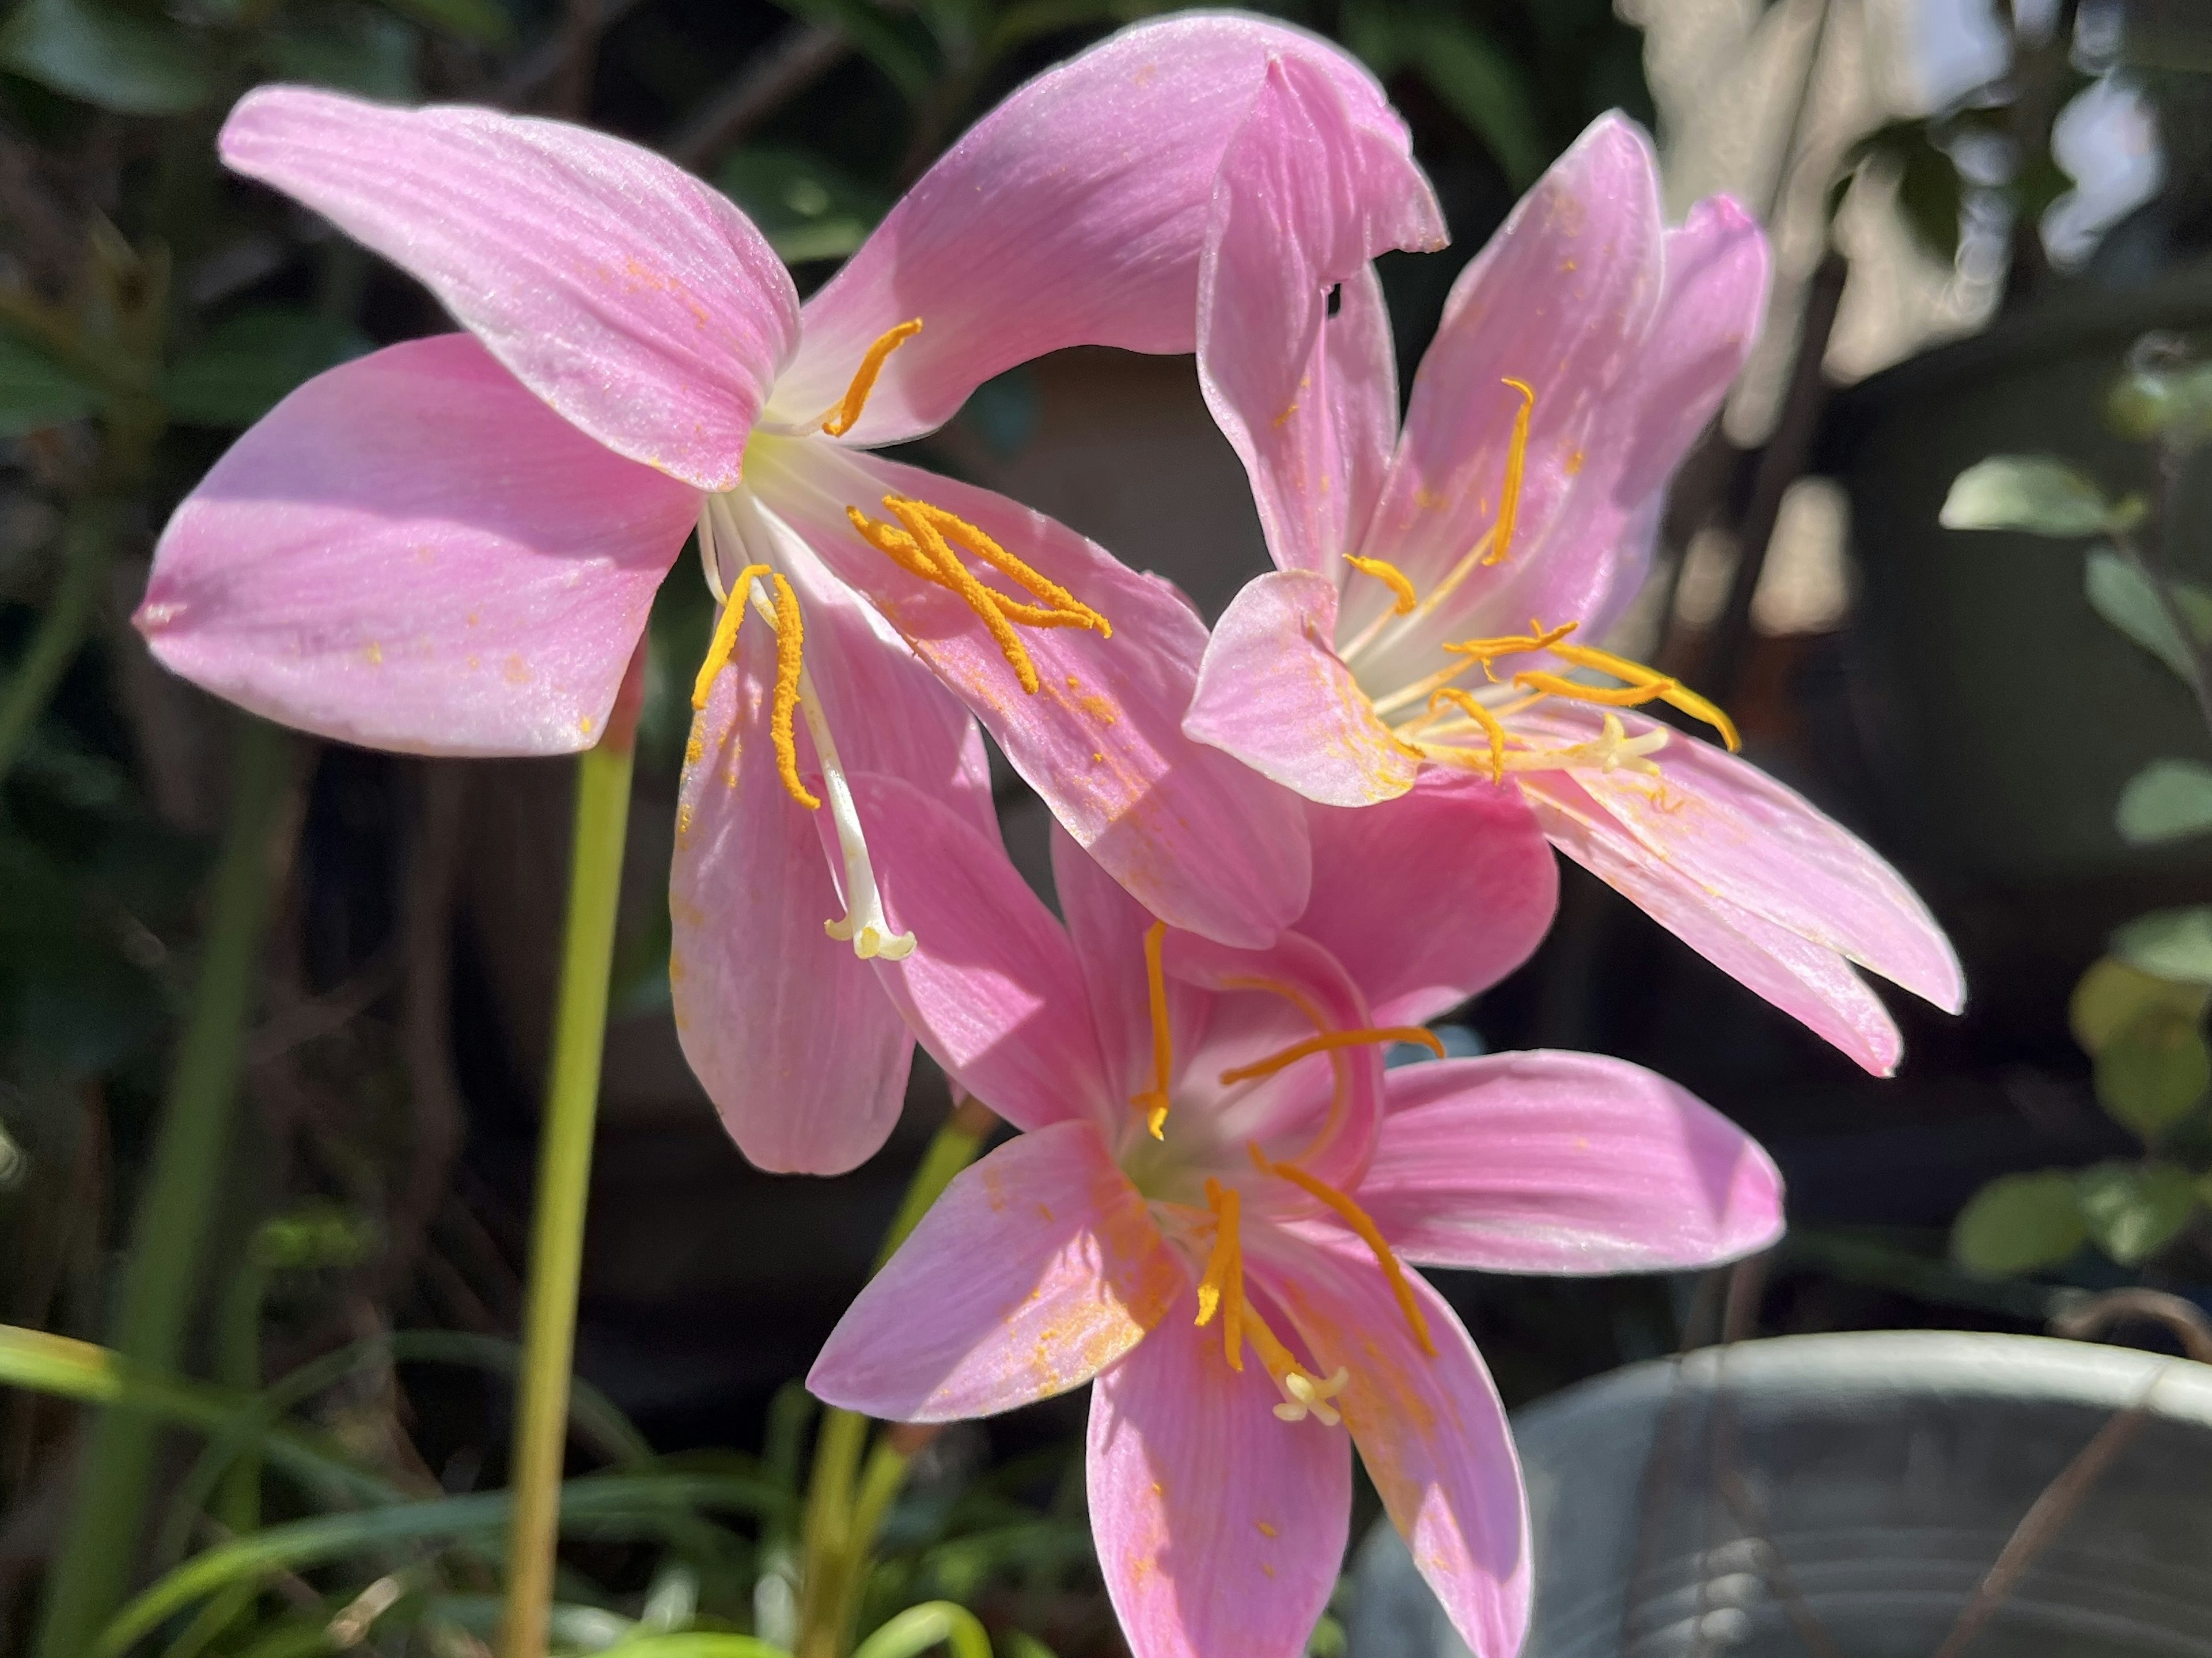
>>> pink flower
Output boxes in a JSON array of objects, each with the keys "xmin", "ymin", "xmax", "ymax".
[
  {"xmin": 132, "ymin": 18, "xmax": 1446, "ymax": 1171},
  {"xmin": 1181, "ymin": 113, "xmax": 1964, "ymax": 1075},
  {"xmin": 807, "ymin": 769, "xmax": 1783, "ymax": 1658}
]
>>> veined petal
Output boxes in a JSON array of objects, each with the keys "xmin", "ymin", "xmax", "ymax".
[
  {"xmin": 1534, "ymin": 708, "xmax": 1962, "ymax": 1013},
  {"xmin": 752, "ymin": 439, "xmax": 1312, "ymax": 948},
  {"xmin": 775, "ymin": 14, "xmax": 1440, "ymax": 446},
  {"xmin": 832, "ymin": 772, "xmax": 1109, "ymax": 1134},
  {"xmin": 137, "ymin": 335, "xmax": 695, "ymax": 756},
  {"xmin": 1185, "ymin": 570, "xmax": 1419, "ymax": 807},
  {"xmin": 1350, "ymin": 114, "xmax": 1664, "ymax": 654},
  {"xmin": 1249, "ymin": 1224, "xmax": 1529, "ymax": 1658},
  {"xmin": 1089, "ymin": 1287, "xmax": 1351, "ymax": 1658},
  {"xmin": 221, "ymin": 87, "xmax": 798, "ymax": 491},
  {"xmin": 1361, "ymin": 1053, "xmax": 1784, "ymax": 1272},
  {"xmin": 1050, "ymin": 825, "xmax": 1209, "ymax": 1113},
  {"xmin": 808, "ymin": 1120, "xmax": 1185, "ymax": 1421},
  {"xmin": 1299, "ymin": 775, "xmax": 1558, "ymax": 1027},
  {"xmin": 1521, "ymin": 770, "xmax": 1906, "ymax": 1075},
  {"xmin": 1197, "ymin": 54, "xmax": 1415, "ymax": 576},
  {"xmin": 672, "ymin": 616, "xmax": 912, "ymax": 1175}
]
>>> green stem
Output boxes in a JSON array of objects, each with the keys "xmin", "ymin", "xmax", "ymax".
[
  {"xmin": 795, "ymin": 1097, "xmax": 996, "ymax": 1658},
  {"xmin": 497, "ymin": 730, "xmax": 637, "ymax": 1658},
  {"xmin": 36, "ymin": 715, "xmax": 296, "ymax": 1658},
  {"xmin": 0, "ymin": 496, "xmax": 120, "ymax": 789},
  {"xmin": 214, "ymin": 1261, "xmax": 270, "ymax": 1539}
]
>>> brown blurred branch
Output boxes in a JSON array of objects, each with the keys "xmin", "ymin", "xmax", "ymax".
[
  {"xmin": 668, "ymin": 24, "xmax": 853, "ymax": 171},
  {"xmin": 2050, "ymin": 1287, "xmax": 2212, "ymax": 1364}
]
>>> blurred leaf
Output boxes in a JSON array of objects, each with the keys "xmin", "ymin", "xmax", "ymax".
[
  {"xmin": 0, "ymin": 0, "xmax": 216, "ymax": 115},
  {"xmin": 1408, "ymin": 17, "xmax": 1546, "ymax": 188},
  {"xmin": 1851, "ymin": 119, "xmax": 1963, "ymax": 266},
  {"xmin": 2118, "ymin": 758, "xmax": 2212, "ymax": 844},
  {"xmin": 0, "ymin": 330, "xmax": 99, "ymax": 436},
  {"xmin": 765, "ymin": 0, "xmax": 931, "ymax": 101},
  {"xmin": 164, "ymin": 309, "xmax": 373, "ymax": 428},
  {"xmin": 373, "ymin": 0, "xmax": 512, "ymax": 46},
  {"xmin": 2094, "ymin": 1009, "xmax": 2210, "ymax": 1142},
  {"xmin": 2114, "ymin": 905, "xmax": 2212, "ymax": 985},
  {"xmin": 2109, "ymin": 359, "xmax": 2212, "ymax": 443},
  {"xmin": 257, "ymin": 7, "xmax": 417, "ymax": 102},
  {"xmin": 250, "ymin": 1200, "xmax": 376, "ymax": 1270},
  {"xmin": 1940, "ymin": 456, "xmax": 2113, "ymax": 536},
  {"xmin": 1951, "ymin": 1170, "xmax": 2085, "ymax": 1275},
  {"xmin": 2073, "ymin": 955, "xmax": 2210, "ymax": 1053},
  {"xmin": 2085, "ymin": 546, "xmax": 2209, "ymax": 682},
  {"xmin": 2077, "ymin": 1160, "xmax": 2198, "ymax": 1265},
  {"xmin": 958, "ymin": 367, "xmax": 1038, "ymax": 459},
  {"xmin": 718, "ymin": 146, "xmax": 890, "ymax": 267}
]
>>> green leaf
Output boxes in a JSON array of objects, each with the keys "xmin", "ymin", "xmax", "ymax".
[
  {"xmin": 0, "ymin": 0, "xmax": 216, "ymax": 115},
  {"xmin": 1951, "ymin": 1170, "xmax": 2086, "ymax": 1275},
  {"xmin": 2118, "ymin": 758, "xmax": 2212, "ymax": 844},
  {"xmin": 0, "ymin": 331, "xmax": 99, "ymax": 436},
  {"xmin": 764, "ymin": 0, "xmax": 932, "ymax": 101},
  {"xmin": 2077, "ymin": 1160, "xmax": 2198, "ymax": 1265},
  {"xmin": 1940, "ymin": 456, "xmax": 2113, "ymax": 536},
  {"xmin": 256, "ymin": 9, "xmax": 417, "ymax": 103},
  {"xmin": 373, "ymin": 0, "xmax": 512, "ymax": 45},
  {"xmin": 2085, "ymin": 547, "xmax": 2202, "ymax": 682},
  {"xmin": 717, "ymin": 147, "xmax": 889, "ymax": 267},
  {"xmin": 2094, "ymin": 1010, "xmax": 2210, "ymax": 1141},
  {"xmin": 2073, "ymin": 956, "xmax": 2210, "ymax": 1054},
  {"xmin": 2113, "ymin": 906, "xmax": 2212, "ymax": 985},
  {"xmin": 1408, "ymin": 18, "xmax": 1547, "ymax": 188},
  {"xmin": 164, "ymin": 309, "xmax": 373, "ymax": 428}
]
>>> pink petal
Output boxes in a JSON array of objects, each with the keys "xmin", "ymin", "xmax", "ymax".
[
  {"xmin": 1359, "ymin": 1053, "xmax": 1784, "ymax": 1272},
  {"xmin": 1298, "ymin": 775, "xmax": 1558, "ymax": 1027},
  {"xmin": 1185, "ymin": 570, "xmax": 1419, "ymax": 807},
  {"xmin": 1348, "ymin": 114, "xmax": 1664, "ymax": 655},
  {"xmin": 835, "ymin": 772, "xmax": 1109, "ymax": 1134},
  {"xmin": 1479, "ymin": 192, "xmax": 1772, "ymax": 638},
  {"xmin": 137, "ymin": 335, "xmax": 695, "ymax": 756},
  {"xmin": 671, "ymin": 612, "xmax": 912, "ymax": 1176},
  {"xmin": 807, "ymin": 1120, "xmax": 1185, "ymax": 1421},
  {"xmin": 752, "ymin": 439, "xmax": 1312, "ymax": 948},
  {"xmin": 1539, "ymin": 709, "xmax": 1961, "ymax": 1013},
  {"xmin": 1050, "ymin": 825, "xmax": 1209, "ymax": 1114},
  {"xmin": 1197, "ymin": 55, "xmax": 1417, "ymax": 576},
  {"xmin": 1088, "ymin": 1287, "xmax": 1351, "ymax": 1658},
  {"xmin": 1521, "ymin": 770, "xmax": 1905, "ymax": 1075},
  {"xmin": 220, "ymin": 88, "xmax": 797, "ymax": 491},
  {"xmin": 1249, "ymin": 1225, "xmax": 1529, "ymax": 1658},
  {"xmin": 775, "ymin": 14, "xmax": 1441, "ymax": 446}
]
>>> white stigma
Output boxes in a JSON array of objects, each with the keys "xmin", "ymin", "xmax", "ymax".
[{"xmin": 1272, "ymin": 1366, "xmax": 1350, "ymax": 1426}]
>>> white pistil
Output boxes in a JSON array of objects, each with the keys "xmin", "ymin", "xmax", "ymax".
[
  {"xmin": 726, "ymin": 490, "xmax": 915, "ymax": 963},
  {"xmin": 1272, "ymin": 1367, "xmax": 1350, "ymax": 1426}
]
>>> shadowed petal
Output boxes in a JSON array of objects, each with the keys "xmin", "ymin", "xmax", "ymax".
[
  {"xmin": 137, "ymin": 335, "xmax": 696, "ymax": 756},
  {"xmin": 671, "ymin": 614, "xmax": 912, "ymax": 1175},
  {"xmin": 1198, "ymin": 56, "xmax": 1418, "ymax": 576},
  {"xmin": 836, "ymin": 772, "xmax": 1108, "ymax": 1133},
  {"xmin": 1521, "ymin": 769, "xmax": 1905, "ymax": 1075},
  {"xmin": 1298, "ymin": 774, "xmax": 1558, "ymax": 1027},
  {"xmin": 221, "ymin": 87, "xmax": 797, "ymax": 491},
  {"xmin": 1361, "ymin": 1053, "xmax": 1784, "ymax": 1272},
  {"xmin": 753, "ymin": 438, "xmax": 1311, "ymax": 948},
  {"xmin": 1185, "ymin": 570, "xmax": 1419, "ymax": 807},
  {"xmin": 1250, "ymin": 1225, "xmax": 1529, "ymax": 1658},
  {"xmin": 809, "ymin": 1121, "xmax": 1185, "ymax": 1421},
  {"xmin": 777, "ymin": 15, "xmax": 1440, "ymax": 446},
  {"xmin": 1089, "ymin": 1287, "xmax": 1351, "ymax": 1658}
]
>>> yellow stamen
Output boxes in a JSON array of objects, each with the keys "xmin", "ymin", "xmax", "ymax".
[
  {"xmin": 1195, "ymin": 1178, "xmax": 1244, "ymax": 1372},
  {"xmin": 1132, "ymin": 920, "xmax": 1173, "ymax": 1139},
  {"xmin": 690, "ymin": 563, "xmax": 772, "ymax": 710},
  {"xmin": 1483, "ymin": 377, "xmax": 1535, "ymax": 566},
  {"xmin": 848, "ymin": 496, "xmax": 1110, "ymax": 695},
  {"xmin": 1218, "ymin": 1025, "xmax": 1443, "ymax": 1087},
  {"xmin": 820, "ymin": 318, "xmax": 922, "ymax": 437},
  {"xmin": 1343, "ymin": 552, "xmax": 1418, "ymax": 616},
  {"xmin": 1252, "ymin": 1147, "xmax": 1437, "ymax": 1357},
  {"xmin": 1441, "ymin": 618, "xmax": 1580, "ymax": 682},
  {"xmin": 1426, "ymin": 688, "xmax": 1509, "ymax": 781},
  {"xmin": 1513, "ymin": 670, "xmax": 1676, "ymax": 710},
  {"xmin": 767, "ymin": 572, "xmax": 820, "ymax": 810},
  {"xmin": 1549, "ymin": 642, "xmax": 1742, "ymax": 752}
]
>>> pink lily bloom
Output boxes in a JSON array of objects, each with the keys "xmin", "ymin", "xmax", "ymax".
[
  {"xmin": 131, "ymin": 18, "xmax": 1446, "ymax": 1171},
  {"xmin": 1182, "ymin": 113, "xmax": 1964, "ymax": 1075},
  {"xmin": 807, "ymin": 769, "xmax": 1783, "ymax": 1658}
]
